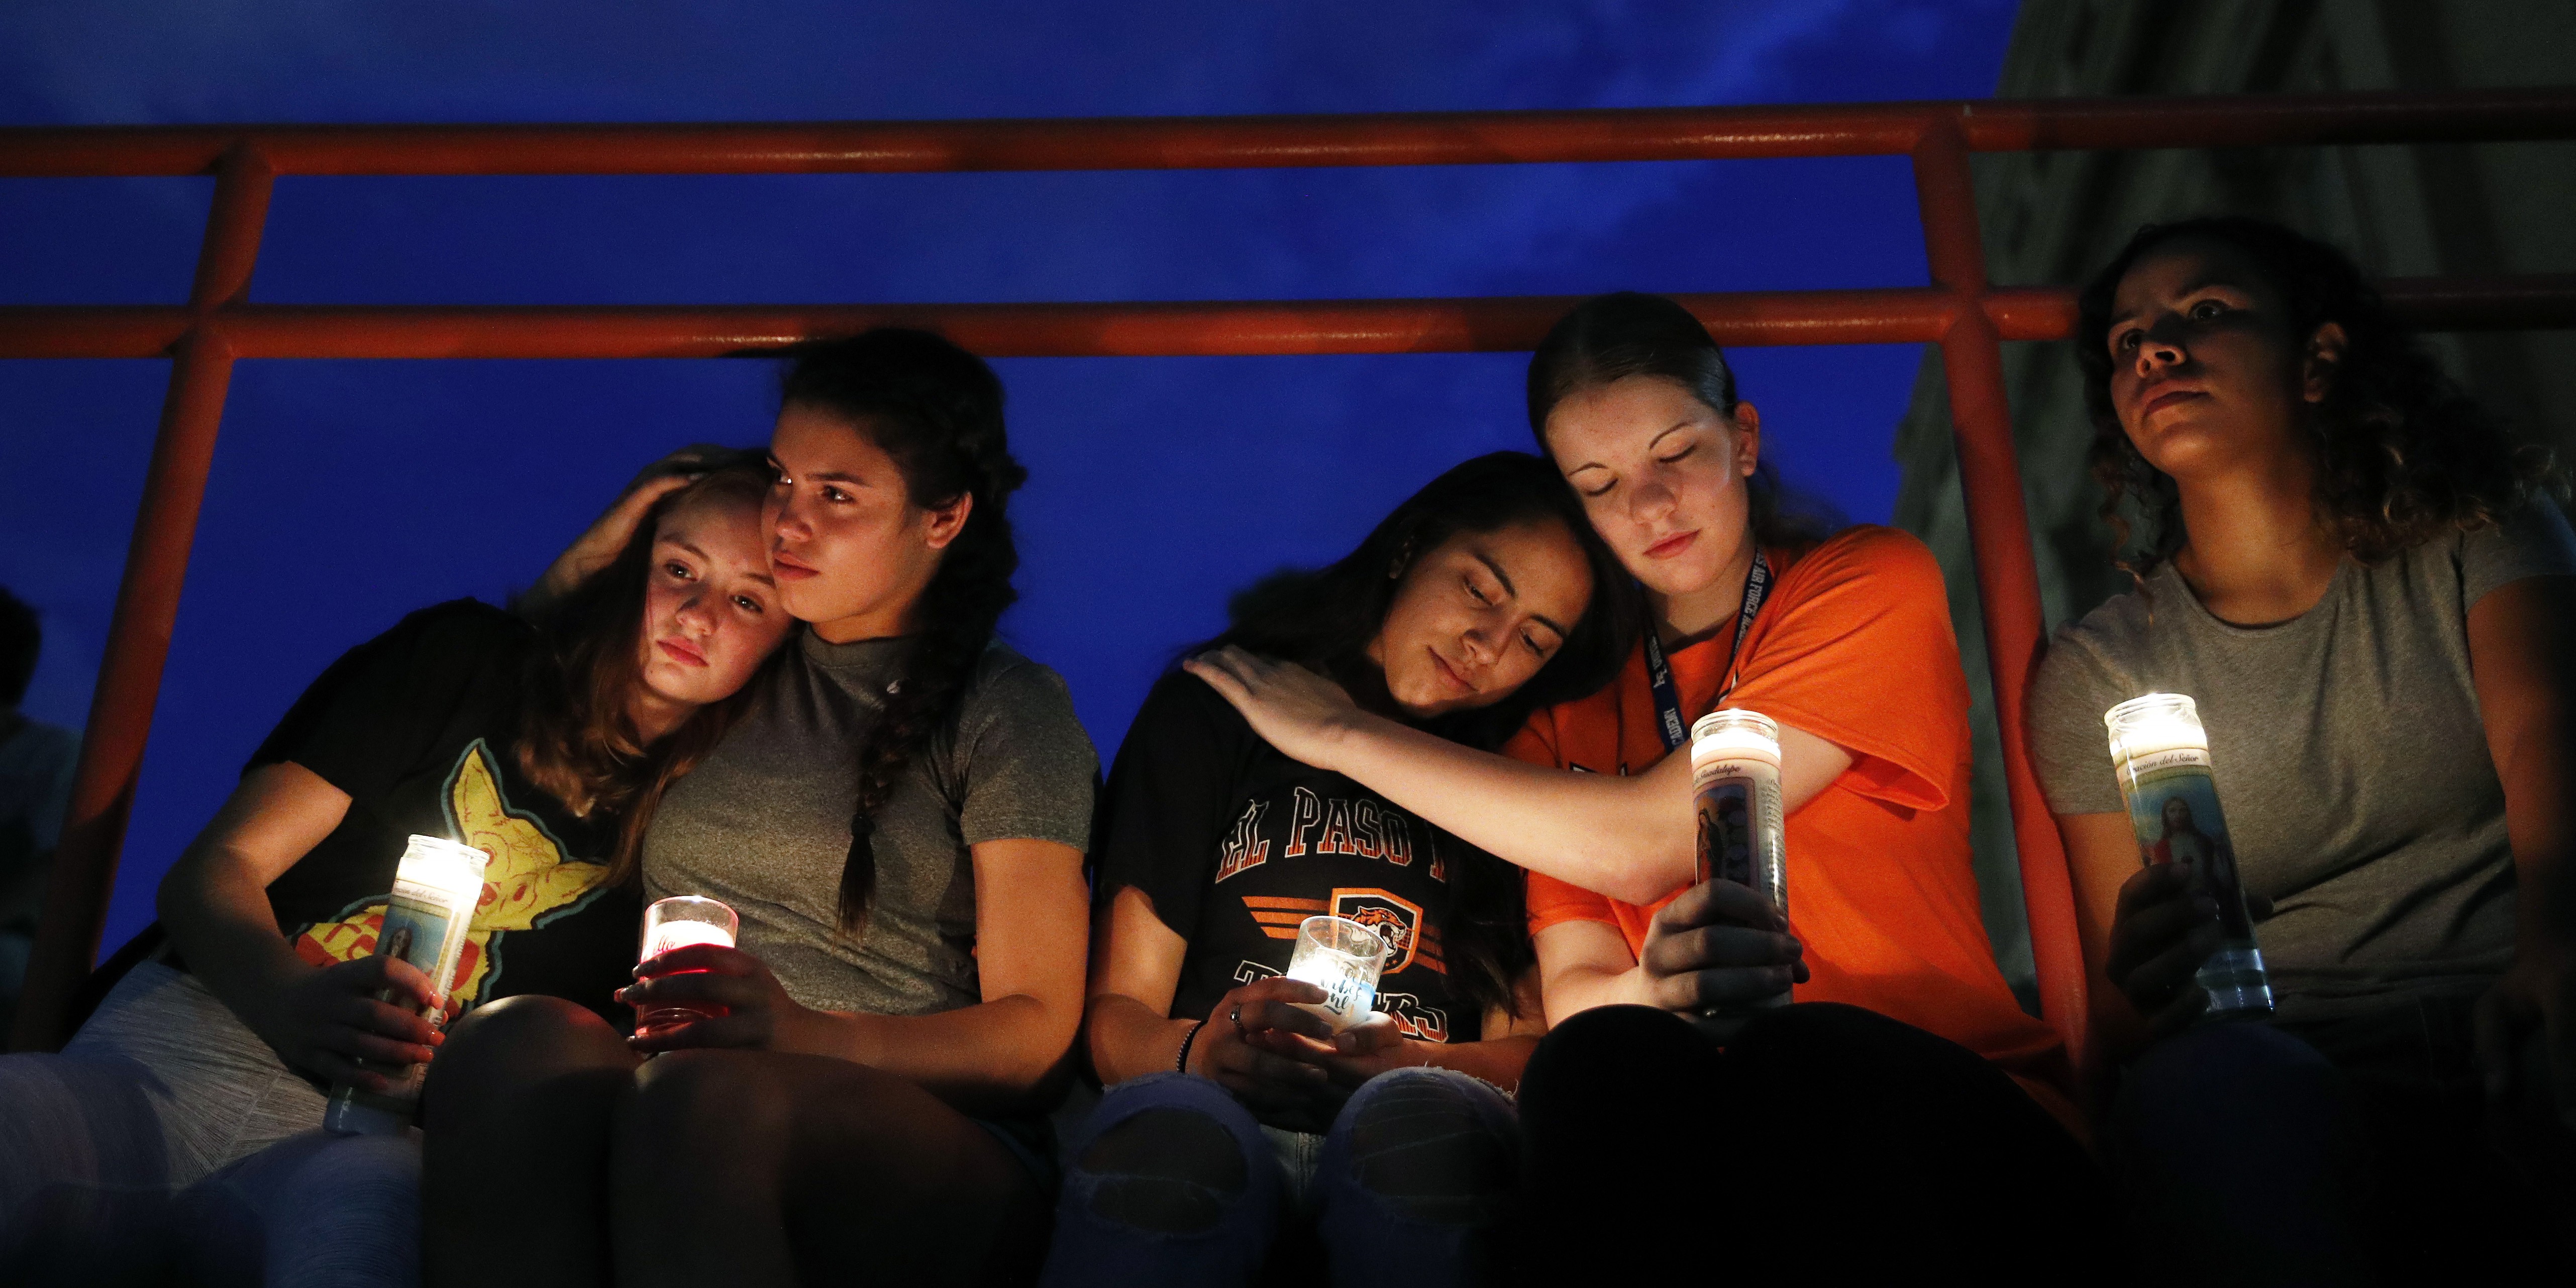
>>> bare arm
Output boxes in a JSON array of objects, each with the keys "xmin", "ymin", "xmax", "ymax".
[
  {"xmin": 2466, "ymin": 576, "xmax": 2576, "ymax": 1122},
  {"xmin": 1081, "ymin": 885, "xmax": 1197, "ymax": 1086},
  {"xmin": 628, "ymin": 838, "xmax": 1089, "ymax": 1115},
  {"xmin": 1535, "ymin": 919, "xmax": 1654, "ymax": 1023},
  {"xmin": 1084, "ymin": 884, "xmax": 1350, "ymax": 1131},
  {"xmin": 1530, "ymin": 879, "xmax": 1805, "ymax": 1028},
  {"xmin": 2058, "ymin": 810, "xmax": 2158, "ymax": 1056},
  {"xmin": 1183, "ymin": 648, "xmax": 1851, "ymax": 906},
  {"xmin": 814, "ymin": 837, "xmax": 1091, "ymax": 1110},
  {"xmin": 158, "ymin": 762, "xmax": 447, "ymax": 1087}
]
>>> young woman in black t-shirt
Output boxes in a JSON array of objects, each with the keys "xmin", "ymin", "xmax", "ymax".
[
  {"xmin": 1040, "ymin": 452, "xmax": 1634, "ymax": 1286},
  {"xmin": 0, "ymin": 459, "xmax": 790, "ymax": 1283}
]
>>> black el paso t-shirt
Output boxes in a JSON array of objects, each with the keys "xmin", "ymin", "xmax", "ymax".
[
  {"xmin": 1098, "ymin": 671, "xmax": 1482, "ymax": 1044},
  {"xmin": 248, "ymin": 600, "xmax": 642, "ymax": 1025}
]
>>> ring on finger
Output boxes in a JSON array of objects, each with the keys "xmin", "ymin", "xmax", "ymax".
[{"xmin": 1227, "ymin": 1003, "xmax": 1247, "ymax": 1033}]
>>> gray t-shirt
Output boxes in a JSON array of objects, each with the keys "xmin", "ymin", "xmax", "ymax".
[
  {"xmin": 2029, "ymin": 502, "xmax": 2576, "ymax": 1022},
  {"xmin": 644, "ymin": 631, "xmax": 1097, "ymax": 1017}
]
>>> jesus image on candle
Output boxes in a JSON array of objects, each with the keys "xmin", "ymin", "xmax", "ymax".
[
  {"xmin": 2148, "ymin": 796, "xmax": 2217, "ymax": 889},
  {"xmin": 2148, "ymin": 795, "xmax": 2249, "ymax": 931}
]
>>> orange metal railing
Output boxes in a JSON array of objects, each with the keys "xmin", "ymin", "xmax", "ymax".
[{"xmin": 7, "ymin": 88, "xmax": 2575, "ymax": 1068}]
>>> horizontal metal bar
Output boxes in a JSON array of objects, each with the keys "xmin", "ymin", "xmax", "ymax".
[
  {"xmin": 2, "ymin": 88, "xmax": 2571, "ymax": 178},
  {"xmin": 1981, "ymin": 274, "xmax": 2576, "ymax": 341},
  {"xmin": 0, "ymin": 289, "xmax": 1963, "ymax": 358},
  {"xmin": 5, "ymin": 276, "xmax": 2566, "ymax": 359}
]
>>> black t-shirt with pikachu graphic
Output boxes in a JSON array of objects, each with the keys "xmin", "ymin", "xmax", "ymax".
[
  {"xmin": 1096, "ymin": 671, "xmax": 1485, "ymax": 1044},
  {"xmin": 247, "ymin": 601, "xmax": 642, "ymax": 1027}
]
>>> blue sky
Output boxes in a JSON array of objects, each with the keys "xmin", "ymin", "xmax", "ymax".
[{"xmin": 0, "ymin": 1, "xmax": 2018, "ymax": 956}]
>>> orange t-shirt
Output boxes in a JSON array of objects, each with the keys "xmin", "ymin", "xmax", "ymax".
[{"xmin": 1509, "ymin": 526, "xmax": 2074, "ymax": 1119}]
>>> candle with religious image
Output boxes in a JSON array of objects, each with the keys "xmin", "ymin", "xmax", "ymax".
[
  {"xmin": 633, "ymin": 895, "xmax": 740, "ymax": 1040},
  {"xmin": 324, "ymin": 835, "xmax": 490, "ymax": 1136},
  {"xmin": 1691, "ymin": 709, "xmax": 1789, "ymax": 1013},
  {"xmin": 2104, "ymin": 694, "xmax": 2274, "ymax": 1018}
]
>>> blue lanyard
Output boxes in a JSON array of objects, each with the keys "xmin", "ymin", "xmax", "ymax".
[{"xmin": 1643, "ymin": 548, "xmax": 1772, "ymax": 753}]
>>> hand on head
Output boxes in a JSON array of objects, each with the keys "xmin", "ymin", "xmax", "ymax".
[{"xmin": 528, "ymin": 444, "xmax": 740, "ymax": 612}]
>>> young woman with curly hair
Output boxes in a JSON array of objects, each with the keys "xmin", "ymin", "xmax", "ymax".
[
  {"xmin": 2027, "ymin": 217, "xmax": 2576, "ymax": 1279},
  {"xmin": 422, "ymin": 330, "xmax": 1097, "ymax": 1288}
]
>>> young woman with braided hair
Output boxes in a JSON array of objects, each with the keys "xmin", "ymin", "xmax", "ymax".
[{"xmin": 422, "ymin": 330, "xmax": 1097, "ymax": 1288}]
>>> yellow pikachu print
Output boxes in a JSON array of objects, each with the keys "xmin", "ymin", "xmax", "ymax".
[{"xmin": 293, "ymin": 740, "xmax": 614, "ymax": 1005}]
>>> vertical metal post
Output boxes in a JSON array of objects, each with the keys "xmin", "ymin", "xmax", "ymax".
[
  {"xmin": 10, "ymin": 143, "xmax": 273, "ymax": 1052},
  {"xmin": 1909, "ymin": 116, "xmax": 2093, "ymax": 1078}
]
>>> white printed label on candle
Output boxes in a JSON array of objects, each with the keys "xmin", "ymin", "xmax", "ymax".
[{"xmin": 2119, "ymin": 746, "xmax": 2211, "ymax": 775}]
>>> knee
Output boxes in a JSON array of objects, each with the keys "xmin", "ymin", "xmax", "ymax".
[
  {"xmin": 2119, "ymin": 1022, "xmax": 2347, "ymax": 1149},
  {"xmin": 1064, "ymin": 1075, "xmax": 1266, "ymax": 1237},
  {"xmin": 1332, "ymin": 1068, "xmax": 1514, "ymax": 1226},
  {"xmin": 435, "ymin": 996, "xmax": 623, "ymax": 1078},
  {"xmin": 0, "ymin": 1054, "xmax": 165, "ymax": 1201},
  {"xmin": 255, "ymin": 1136, "xmax": 421, "ymax": 1288},
  {"xmin": 423, "ymin": 995, "xmax": 626, "ymax": 1120},
  {"xmin": 274, "ymin": 1133, "xmax": 419, "ymax": 1209},
  {"xmin": 627, "ymin": 1048, "xmax": 786, "ymax": 1136},
  {"xmin": 1521, "ymin": 1005, "xmax": 1708, "ymax": 1116}
]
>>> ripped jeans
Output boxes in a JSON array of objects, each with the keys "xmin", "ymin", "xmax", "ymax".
[{"xmin": 1037, "ymin": 1067, "xmax": 1516, "ymax": 1288}]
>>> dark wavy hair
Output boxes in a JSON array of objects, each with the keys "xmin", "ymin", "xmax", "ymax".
[
  {"xmin": 515, "ymin": 454, "xmax": 777, "ymax": 885},
  {"xmin": 1527, "ymin": 290, "xmax": 1837, "ymax": 551},
  {"xmin": 780, "ymin": 329, "xmax": 1028, "ymax": 932},
  {"xmin": 2077, "ymin": 216, "xmax": 2559, "ymax": 578},
  {"xmin": 1205, "ymin": 450, "xmax": 1638, "ymax": 1020}
]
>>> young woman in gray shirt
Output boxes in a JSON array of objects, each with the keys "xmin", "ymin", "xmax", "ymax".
[
  {"xmin": 422, "ymin": 331, "xmax": 1096, "ymax": 1288},
  {"xmin": 2027, "ymin": 217, "xmax": 2576, "ymax": 1279}
]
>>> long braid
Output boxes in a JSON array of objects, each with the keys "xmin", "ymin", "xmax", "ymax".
[
  {"xmin": 837, "ymin": 489, "xmax": 1019, "ymax": 927},
  {"xmin": 777, "ymin": 329, "xmax": 1029, "ymax": 932}
]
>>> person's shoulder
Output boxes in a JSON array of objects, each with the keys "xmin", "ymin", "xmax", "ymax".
[
  {"xmin": 1787, "ymin": 524, "xmax": 1939, "ymax": 583},
  {"xmin": 965, "ymin": 641, "xmax": 1072, "ymax": 705},
  {"xmin": 2455, "ymin": 496, "xmax": 2576, "ymax": 575},
  {"xmin": 1127, "ymin": 665, "xmax": 1255, "ymax": 745},
  {"xmin": 384, "ymin": 598, "xmax": 532, "ymax": 656},
  {"xmin": 2051, "ymin": 575, "xmax": 2158, "ymax": 660},
  {"xmin": 1774, "ymin": 524, "xmax": 1947, "ymax": 608},
  {"xmin": 958, "ymin": 643, "xmax": 1072, "ymax": 721},
  {"xmin": 2031, "ymin": 581, "xmax": 2155, "ymax": 716},
  {"xmin": 324, "ymin": 598, "xmax": 528, "ymax": 689}
]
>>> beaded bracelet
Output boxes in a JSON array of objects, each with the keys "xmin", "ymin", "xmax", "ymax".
[{"xmin": 1175, "ymin": 1018, "xmax": 1211, "ymax": 1073}]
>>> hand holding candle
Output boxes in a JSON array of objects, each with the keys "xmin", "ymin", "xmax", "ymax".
[
  {"xmin": 324, "ymin": 835, "xmax": 491, "ymax": 1136},
  {"xmin": 632, "ymin": 896, "xmax": 739, "ymax": 1040},
  {"xmin": 2103, "ymin": 694, "xmax": 2273, "ymax": 1021},
  {"xmin": 1284, "ymin": 915, "xmax": 1389, "ymax": 1033}
]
